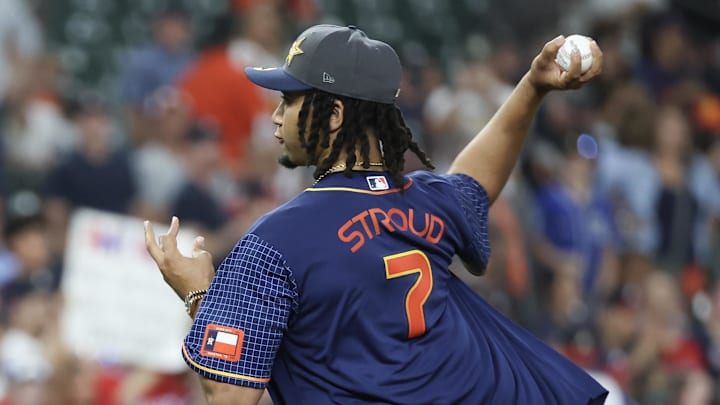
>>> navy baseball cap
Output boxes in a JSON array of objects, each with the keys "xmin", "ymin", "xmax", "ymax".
[{"xmin": 245, "ymin": 25, "xmax": 402, "ymax": 104}]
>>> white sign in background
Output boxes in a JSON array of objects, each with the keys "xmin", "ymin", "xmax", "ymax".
[{"xmin": 60, "ymin": 208, "xmax": 197, "ymax": 373}]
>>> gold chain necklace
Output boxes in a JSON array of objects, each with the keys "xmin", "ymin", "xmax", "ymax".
[{"xmin": 313, "ymin": 162, "xmax": 385, "ymax": 185}]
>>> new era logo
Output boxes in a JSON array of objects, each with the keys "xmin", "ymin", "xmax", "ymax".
[
  {"xmin": 367, "ymin": 176, "xmax": 389, "ymax": 191},
  {"xmin": 322, "ymin": 72, "xmax": 335, "ymax": 84},
  {"xmin": 200, "ymin": 324, "xmax": 245, "ymax": 362}
]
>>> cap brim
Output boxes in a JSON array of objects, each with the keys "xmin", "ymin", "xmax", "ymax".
[{"xmin": 244, "ymin": 67, "xmax": 312, "ymax": 92}]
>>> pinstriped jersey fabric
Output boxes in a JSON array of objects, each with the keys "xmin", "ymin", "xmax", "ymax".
[{"xmin": 182, "ymin": 233, "xmax": 298, "ymax": 388}]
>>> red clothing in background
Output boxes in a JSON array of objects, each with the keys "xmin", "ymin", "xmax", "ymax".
[
  {"xmin": 94, "ymin": 368, "xmax": 192, "ymax": 405},
  {"xmin": 178, "ymin": 47, "xmax": 264, "ymax": 172}
]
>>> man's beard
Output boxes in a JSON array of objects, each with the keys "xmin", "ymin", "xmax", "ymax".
[{"xmin": 278, "ymin": 155, "xmax": 299, "ymax": 169}]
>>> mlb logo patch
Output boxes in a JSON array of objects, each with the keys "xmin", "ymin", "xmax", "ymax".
[
  {"xmin": 367, "ymin": 176, "xmax": 389, "ymax": 191},
  {"xmin": 200, "ymin": 324, "xmax": 244, "ymax": 362}
]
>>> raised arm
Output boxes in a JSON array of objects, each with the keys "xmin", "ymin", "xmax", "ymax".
[{"xmin": 448, "ymin": 35, "xmax": 603, "ymax": 203}]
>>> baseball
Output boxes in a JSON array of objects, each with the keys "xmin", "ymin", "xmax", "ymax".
[{"xmin": 555, "ymin": 34, "xmax": 594, "ymax": 74}]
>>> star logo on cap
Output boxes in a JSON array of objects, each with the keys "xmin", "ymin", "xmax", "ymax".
[{"xmin": 286, "ymin": 37, "xmax": 306, "ymax": 66}]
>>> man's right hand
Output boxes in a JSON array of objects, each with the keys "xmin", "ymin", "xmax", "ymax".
[
  {"xmin": 448, "ymin": 35, "xmax": 603, "ymax": 203},
  {"xmin": 527, "ymin": 35, "xmax": 603, "ymax": 94}
]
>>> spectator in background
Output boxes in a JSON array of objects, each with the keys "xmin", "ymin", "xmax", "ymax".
[
  {"xmin": 534, "ymin": 91, "xmax": 592, "ymax": 152},
  {"xmin": 627, "ymin": 272, "xmax": 712, "ymax": 404},
  {"xmin": 533, "ymin": 269, "xmax": 601, "ymax": 373},
  {"xmin": 593, "ymin": 82, "xmax": 659, "ymax": 287},
  {"xmin": 1, "ymin": 53, "xmax": 76, "ymax": 194},
  {"xmin": 422, "ymin": 61, "xmax": 499, "ymax": 171},
  {"xmin": 644, "ymin": 104, "xmax": 720, "ymax": 272},
  {"xmin": 700, "ymin": 284, "xmax": 720, "ymax": 380},
  {"xmin": 602, "ymin": 274, "xmax": 713, "ymax": 405},
  {"xmin": 636, "ymin": 12, "xmax": 696, "ymax": 101},
  {"xmin": 422, "ymin": 42, "xmax": 518, "ymax": 172},
  {"xmin": 131, "ymin": 87, "xmax": 193, "ymax": 223},
  {"xmin": 226, "ymin": 2, "xmax": 308, "ymax": 202},
  {"xmin": 119, "ymin": 7, "xmax": 193, "ymax": 145},
  {"xmin": 589, "ymin": 84, "xmax": 720, "ymax": 280},
  {"xmin": 689, "ymin": 93, "xmax": 720, "ymax": 275},
  {"xmin": 44, "ymin": 97, "xmax": 137, "ymax": 255},
  {"xmin": 0, "ymin": 1, "xmax": 716, "ymax": 403},
  {"xmin": 0, "ymin": 281, "xmax": 53, "ymax": 405},
  {"xmin": 0, "ymin": 219, "xmax": 20, "ymax": 290},
  {"xmin": 170, "ymin": 123, "xmax": 246, "ymax": 259},
  {"xmin": 703, "ymin": 139, "xmax": 720, "ymax": 276},
  {"xmin": 582, "ymin": 20, "xmax": 634, "ymax": 110},
  {"xmin": 176, "ymin": 13, "xmax": 265, "ymax": 189},
  {"xmin": 653, "ymin": 105, "xmax": 699, "ymax": 268},
  {"xmin": 411, "ymin": 61, "xmax": 446, "ymax": 158},
  {"xmin": 232, "ymin": 0, "xmax": 320, "ymax": 26},
  {"xmin": 229, "ymin": 2, "xmax": 284, "ymax": 69},
  {"xmin": 0, "ymin": 215, "xmax": 55, "ymax": 391},
  {"xmin": 1, "ymin": 216, "xmax": 54, "ymax": 295},
  {"xmin": 170, "ymin": 124, "xmax": 226, "ymax": 232},
  {"xmin": 0, "ymin": 0, "xmax": 42, "ymax": 101},
  {"xmin": 598, "ymin": 287, "xmax": 639, "ymax": 390},
  {"xmin": 527, "ymin": 140, "xmax": 618, "ymax": 375},
  {"xmin": 532, "ymin": 139, "xmax": 619, "ymax": 298}
]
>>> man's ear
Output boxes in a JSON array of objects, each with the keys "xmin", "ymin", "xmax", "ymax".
[{"xmin": 328, "ymin": 98, "xmax": 344, "ymax": 133}]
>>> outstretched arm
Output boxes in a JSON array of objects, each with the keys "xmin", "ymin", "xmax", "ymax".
[{"xmin": 448, "ymin": 35, "xmax": 603, "ymax": 203}]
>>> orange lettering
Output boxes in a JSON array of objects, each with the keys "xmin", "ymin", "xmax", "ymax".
[
  {"xmin": 367, "ymin": 208, "xmax": 385, "ymax": 235},
  {"xmin": 408, "ymin": 209, "xmax": 430, "ymax": 238},
  {"xmin": 338, "ymin": 208, "xmax": 444, "ymax": 253},
  {"xmin": 426, "ymin": 215, "xmax": 445, "ymax": 244},
  {"xmin": 352, "ymin": 210, "xmax": 374, "ymax": 239},
  {"xmin": 387, "ymin": 208, "xmax": 408, "ymax": 231},
  {"xmin": 338, "ymin": 220, "xmax": 365, "ymax": 253},
  {"xmin": 372, "ymin": 208, "xmax": 395, "ymax": 232}
]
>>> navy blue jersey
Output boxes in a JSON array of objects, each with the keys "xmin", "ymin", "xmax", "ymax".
[{"xmin": 183, "ymin": 171, "xmax": 608, "ymax": 404}]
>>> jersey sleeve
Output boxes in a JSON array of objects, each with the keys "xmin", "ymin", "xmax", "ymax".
[
  {"xmin": 182, "ymin": 233, "xmax": 298, "ymax": 388},
  {"xmin": 444, "ymin": 173, "xmax": 492, "ymax": 274}
]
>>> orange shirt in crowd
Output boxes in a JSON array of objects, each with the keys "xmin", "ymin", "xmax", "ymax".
[{"xmin": 177, "ymin": 47, "xmax": 264, "ymax": 172}]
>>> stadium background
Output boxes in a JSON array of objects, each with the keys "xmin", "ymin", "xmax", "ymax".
[{"xmin": 0, "ymin": 0, "xmax": 719, "ymax": 404}]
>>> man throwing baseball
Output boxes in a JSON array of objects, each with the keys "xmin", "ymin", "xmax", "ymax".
[{"xmin": 146, "ymin": 25, "xmax": 607, "ymax": 404}]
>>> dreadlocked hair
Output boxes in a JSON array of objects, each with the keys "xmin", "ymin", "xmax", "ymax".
[{"xmin": 297, "ymin": 90, "xmax": 434, "ymax": 188}]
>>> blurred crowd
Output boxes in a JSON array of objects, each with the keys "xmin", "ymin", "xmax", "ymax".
[{"xmin": 0, "ymin": 0, "xmax": 718, "ymax": 404}]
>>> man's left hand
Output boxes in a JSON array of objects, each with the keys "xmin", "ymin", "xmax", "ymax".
[{"xmin": 144, "ymin": 216, "xmax": 215, "ymax": 299}]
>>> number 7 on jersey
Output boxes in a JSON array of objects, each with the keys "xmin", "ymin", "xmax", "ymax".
[{"xmin": 384, "ymin": 250, "xmax": 433, "ymax": 339}]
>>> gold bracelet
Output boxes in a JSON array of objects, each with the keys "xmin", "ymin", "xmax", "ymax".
[{"xmin": 184, "ymin": 289, "xmax": 207, "ymax": 316}]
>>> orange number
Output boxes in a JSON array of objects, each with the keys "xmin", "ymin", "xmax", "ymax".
[{"xmin": 384, "ymin": 250, "xmax": 433, "ymax": 338}]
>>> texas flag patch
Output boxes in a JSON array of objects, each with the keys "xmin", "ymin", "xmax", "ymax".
[
  {"xmin": 200, "ymin": 324, "xmax": 245, "ymax": 362},
  {"xmin": 367, "ymin": 175, "xmax": 389, "ymax": 191}
]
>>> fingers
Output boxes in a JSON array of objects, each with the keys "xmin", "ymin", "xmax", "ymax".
[
  {"xmin": 540, "ymin": 35, "xmax": 565, "ymax": 64},
  {"xmin": 144, "ymin": 220, "xmax": 163, "ymax": 263},
  {"xmin": 191, "ymin": 236, "xmax": 206, "ymax": 258},
  {"xmin": 531, "ymin": 34, "xmax": 602, "ymax": 92},
  {"xmin": 169, "ymin": 216, "xmax": 180, "ymax": 239},
  {"xmin": 579, "ymin": 40, "xmax": 603, "ymax": 82},
  {"xmin": 159, "ymin": 216, "xmax": 180, "ymax": 253},
  {"xmin": 561, "ymin": 48, "xmax": 583, "ymax": 82}
]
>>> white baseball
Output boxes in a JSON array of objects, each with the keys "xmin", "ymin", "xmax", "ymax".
[{"xmin": 555, "ymin": 34, "xmax": 593, "ymax": 74}]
